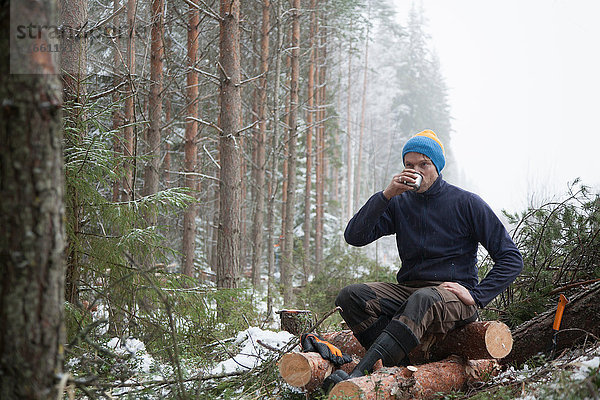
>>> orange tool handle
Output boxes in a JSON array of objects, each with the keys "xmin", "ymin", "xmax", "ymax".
[{"xmin": 552, "ymin": 294, "xmax": 569, "ymax": 331}]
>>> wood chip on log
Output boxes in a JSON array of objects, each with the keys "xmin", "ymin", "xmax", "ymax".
[{"xmin": 328, "ymin": 357, "xmax": 500, "ymax": 400}]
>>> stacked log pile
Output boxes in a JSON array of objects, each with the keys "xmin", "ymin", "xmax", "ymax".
[{"xmin": 278, "ymin": 321, "xmax": 511, "ymax": 398}]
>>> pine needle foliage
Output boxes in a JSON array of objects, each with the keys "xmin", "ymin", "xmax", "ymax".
[
  {"xmin": 61, "ymin": 96, "xmax": 261, "ymax": 396},
  {"xmin": 485, "ymin": 180, "xmax": 600, "ymax": 326}
]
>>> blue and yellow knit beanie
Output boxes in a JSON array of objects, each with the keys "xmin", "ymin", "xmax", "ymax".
[{"xmin": 402, "ymin": 130, "xmax": 446, "ymax": 173}]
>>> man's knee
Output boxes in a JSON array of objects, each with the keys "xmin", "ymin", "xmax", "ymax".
[
  {"xmin": 398, "ymin": 287, "xmax": 443, "ymax": 323},
  {"xmin": 335, "ymin": 283, "xmax": 374, "ymax": 311}
]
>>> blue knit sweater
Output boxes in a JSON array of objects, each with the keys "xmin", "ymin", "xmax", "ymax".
[{"xmin": 344, "ymin": 175, "xmax": 523, "ymax": 307}]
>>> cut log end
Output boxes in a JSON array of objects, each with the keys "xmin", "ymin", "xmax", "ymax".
[
  {"xmin": 328, "ymin": 379, "xmax": 363, "ymax": 399},
  {"xmin": 484, "ymin": 321, "xmax": 513, "ymax": 359},
  {"xmin": 279, "ymin": 353, "xmax": 313, "ymax": 387}
]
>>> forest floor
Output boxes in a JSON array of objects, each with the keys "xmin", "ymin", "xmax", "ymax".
[
  {"xmin": 196, "ymin": 326, "xmax": 600, "ymax": 399},
  {"xmin": 66, "ymin": 323, "xmax": 599, "ymax": 399}
]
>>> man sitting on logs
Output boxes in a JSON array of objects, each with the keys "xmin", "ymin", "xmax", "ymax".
[{"xmin": 326, "ymin": 130, "xmax": 523, "ymax": 388}]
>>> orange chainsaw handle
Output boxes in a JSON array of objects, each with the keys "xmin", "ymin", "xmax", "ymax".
[{"xmin": 552, "ymin": 294, "xmax": 569, "ymax": 331}]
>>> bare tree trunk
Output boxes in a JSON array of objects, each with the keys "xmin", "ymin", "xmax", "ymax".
[
  {"xmin": 280, "ymin": 51, "xmax": 291, "ymax": 262},
  {"xmin": 282, "ymin": 0, "xmax": 301, "ymax": 306},
  {"xmin": 251, "ymin": 0, "xmax": 271, "ymax": 289},
  {"xmin": 266, "ymin": 0, "xmax": 284, "ymax": 318},
  {"xmin": 60, "ymin": 0, "xmax": 87, "ymax": 305},
  {"xmin": 315, "ymin": 19, "xmax": 327, "ymax": 270},
  {"xmin": 345, "ymin": 24, "xmax": 354, "ymax": 222},
  {"xmin": 1, "ymin": 2, "xmax": 65, "ymax": 395},
  {"xmin": 122, "ymin": 0, "xmax": 137, "ymax": 201},
  {"xmin": 355, "ymin": 15, "xmax": 369, "ymax": 210},
  {"xmin": 302, "ymin": 0, "xmax": 317, "ymax": 285},
  {"xmin": 60, "ymin": 0, "xmax": 87, "ymax": 103},
  {"xmin": 112, "ymin": 0, "xmax": 123, "ymax": 203},
  {"xmin": 142, "ymin": 0, "xmax": 164, "ymax": 205},
  {"xmin": 216, "ymin": 0, "xmax": 242, "ymax": 289},
  {"xmin": 182, "ymin": 0, "xmax": 199, "ymax": 277},
  {"xmin": 163, "ymin": 99, "xmax": 171, "ymax": 188}
]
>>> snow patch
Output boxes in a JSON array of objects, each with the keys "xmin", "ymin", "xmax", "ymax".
[
  {"xmin": 107, "ymin": 337, "xmax": 154, "ymax": 374},
  {"xmin": 210, "ymin": 327, "xmax": 294, "ymax": 375}
]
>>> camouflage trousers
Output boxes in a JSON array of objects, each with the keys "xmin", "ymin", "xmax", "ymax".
[{"xmin": 335, "ymin": 281, "xmax": 478, "ymax": 358}]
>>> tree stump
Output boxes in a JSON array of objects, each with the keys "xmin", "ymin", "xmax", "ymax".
[{"xmin": 276, "ymin": 309, "xmax": 315, "ymax": 336}]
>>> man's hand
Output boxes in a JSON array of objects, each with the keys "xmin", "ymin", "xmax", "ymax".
[
  {"xmin": 383, "ymin": 169, "xmax": 420, "ymax": 200},
  {"xmin": 439, "ymin": 282, "xmax": 476, "ymax": 306}
]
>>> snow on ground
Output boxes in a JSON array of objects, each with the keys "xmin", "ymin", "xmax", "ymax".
[
  {"xmin": 210, "ymin": 327, "xmax": 295, "ymax": 375},
  {"xmin": 106, "ymin": 337, "xmax": 155, "ymax": 374}
]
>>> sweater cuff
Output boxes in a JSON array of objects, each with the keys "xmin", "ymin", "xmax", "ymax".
[
  {"xmin": 469, "ymin": 290, "xmax": 484, "ymax": 308},
  {"xmin": 377, "ymin": 191, "xmax": 391, "ymax": 203}
]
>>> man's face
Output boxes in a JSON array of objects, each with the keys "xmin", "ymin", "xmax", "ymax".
[{"xmin": 404, "ymin": 152, "xmax": 439, "ymax": 193}]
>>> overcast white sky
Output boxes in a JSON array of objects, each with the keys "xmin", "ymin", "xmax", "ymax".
[{"xmin": 393, "ymin": 0, "xmax": 600, "ymax": 215}]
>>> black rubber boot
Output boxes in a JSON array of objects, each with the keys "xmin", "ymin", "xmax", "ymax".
[
  {"xmin": 321, "ymin": 369, "xmax": 349, "ymax": 393},
  {"xmin": 350, "ymin": 331, "xmax": 406, "ymax": 376},
  {"xmin": 321, "ymin": 331, "xmax": 407, "ymax": 393}
]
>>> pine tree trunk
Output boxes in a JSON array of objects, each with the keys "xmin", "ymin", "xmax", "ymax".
[
  {"xmin": 182, "ymin": 0, "xmax": 199, "ymax": 277},
  {"xmin": 163, "ymin": 99, "xmax": 171, "ymax": 186},
  {"xmin": 280, "ymin": 51, "xmax": 291, "ymax": 263},
  {"xmin": 60, "ymin": 0, "xmax": 87, "ymax": 305},
  {"xmin": 355, "ymin": 18, "xmax": 369, "ymax": 210},
  {"xmin": 59, "ymin": 0, "xmax": 87, "ymax": 103},
  {"xmin": 112, "ymin": 0, "xmax": 122, "ymax": 203},
  {"xmin": 282, "ymin": 0, "xmax": 301, "ymax": 306},
  {"xmin": 315, "ymin": 20, "xmax": 327, "ymax": 269},
  {"xmin": 266, "ymin": 0, "xmax": 285, "ymax": 318},
  {"xmin": 122, "ymin": 0, "xmax": 137, "ymax": 201},
  {"xmin": 302, "ymin": 0, "xmax": 317, "ymax": 285},
  {"xmin": 345, "ymin": 26, "xmax": 354, "ymax": 222},
  {"xmin": 1, "ymin": 2, "xmax": 65, "ymax": 396},
  {"xmin": 142, "ymin": 0, "xmax": 164, "ymax": 204},
  {"xmin": 250, "ymin": 0, "xmax": 270, "ymax": 289},
  {"xmin": 216, "ymin": 0, "xmax": 242, "ymax": 289}
]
